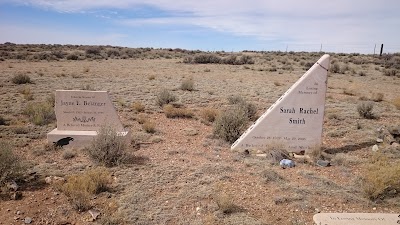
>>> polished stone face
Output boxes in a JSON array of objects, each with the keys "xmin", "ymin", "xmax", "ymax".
[
  {"xmin": 47, "ymin": 90, "xmax": 127, "ymax": 148},
  {"xmin": 313, "ymin": 213, "xmax": 400, "ymax": 225},
  {"xmin": 54, "ymin": 90, "xmax": 124, "ymax": 131},
  {"xmin": 231, "ymin": 54, "xmax": 330, "ymax": 153}
]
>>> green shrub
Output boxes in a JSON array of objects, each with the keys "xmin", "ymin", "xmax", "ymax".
[
  {"xmin": 12, "ymin": 74, "xmax": 31, "ymax": 84},
  {"xmin": 330, "ymin": 63, "xmax": 340, "ymax": 73},
  {"xmin": 24, "ymin": 101, "xmax": 55, "ymax": 125},
  {"xmin": 357, "ymin": 101, "xmax": 375, "ymax": 119},
  {"xmin": 86, "ymin": 126, "xmax": 129, "ymax": 167},
  {"xmin": 227, "ymin": 96, "xmax": 257, "ymax": 120},
  {"xmin": 213, "ymin": 106, "xmax": 248, "ymax": 143},
  {"xmin": 0, "ymin": 141, "xmax": 23, "ymax": 186},
  {"xmin": 156, "ymin": 89, "xmax": 177, "ymax": 106}
]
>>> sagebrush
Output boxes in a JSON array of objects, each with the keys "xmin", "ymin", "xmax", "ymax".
[
  {"xmin": 0, "ymin": 141, "xmax": 24, "ymax": 186},
  {"xmin": 86, "ymin": 126, "xmax": 129, "ymax": 167},
  {"xmin": 213, "ymin": 106, "xmax": 248, "ymax": 143}
]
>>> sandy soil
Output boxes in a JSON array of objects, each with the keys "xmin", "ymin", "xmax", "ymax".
[{"xmin": 0, "ymin": 49, "xmax": 400, "ymax": 225}]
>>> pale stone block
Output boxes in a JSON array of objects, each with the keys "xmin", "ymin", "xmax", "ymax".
[
  {"xmin": 231, "ymin": 54, "xmax": 330, "ymax": 153},
  {"xmin": 313, "ymin": 213, "xmax": 400, "ymax": 225}
]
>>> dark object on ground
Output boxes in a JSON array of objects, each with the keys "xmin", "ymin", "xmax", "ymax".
[{"xmin": 54, "ymin": 137, "xmax": 74, "ymax": 147}]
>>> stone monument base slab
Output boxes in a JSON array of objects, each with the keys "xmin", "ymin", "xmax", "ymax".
[{"xmin": 47, "ymin": 129, "xmax": 130, "ymax": 148}]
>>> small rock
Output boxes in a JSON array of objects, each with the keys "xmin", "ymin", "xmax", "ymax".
[
  {"xmin": 391, "ymin": 142, "xmax": 400, "ymax": 148},
  {"xmin": 316, "ymin": 160, "xmax": 331, "ymax": 167},
  {"xmin": 196, "ymin": 207, "xmax": 201, "ymax": 212},
  {"xmin": 315, "ymin": 208, "xmax": 321, "ymax": 213},
  {"xmin": 373, "ymin": 207, "xmax": 377, "ymax": 210},
  {"xmin": 16, "ymin": 210, "xmax": 21, "ymax": 215},
  {"xmin": 88, "ymin": 209, "xmax": 100, "ymax": 220},
  {"xmin": 376, "ymin": 138, "xmax": 383, "ymax": 143},
  {"xmin": 7, "ymin": 180, "xmax": 19, "ymax": 191},
  {"xmin": 280, "ymin": 159, "xmax": 295, "ymax": 168},
  {"xmin": 372, "ymin": 144, "xmax": 379, "ymax": 152},
  {"xmin": 11, "ymin": 191, "xmax": 23, "ymax": 200},
  {"xmin": 24, "ymin": 217, "xmax": 32, "ymax": 224}
]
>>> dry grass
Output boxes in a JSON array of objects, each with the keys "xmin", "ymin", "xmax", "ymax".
[
  {"xmin": 24, "ymin": 101, "xmax": 55, "ymax": 125},
  {"xmin": 357, "ymin": 101, "xmax": 375, "ymax": 119},
  {"xmin": 0, "ymin": 141, "xmax": 24, "ymax": 186},
  {"xmin": 163, "ymin": 104, "xmax": 194, "ymax": 118},
  {"xmin": 180, "ymin": 77, "xmax": 195, "ymax": 91},
  {"xmin": 200, "ymin": 108, "xmax": 219, "ymax": 124},
  {"xmin": 363, "ymin": 153, "xmax": 400, "ymax": 200},
  {"xmin": 393, "ymin": 97, "xmax": 400, "ymax": 110},
  {"xmin": 132, "ymin": 101, "xmax": 145, "ymax": 113},
  {"xmin": 61, "ymin": 168, "xmax": 111, "ymax": 211},
  {"xmin": 142, "ymin": 120, "xmax": 156, "ymax": 133}
]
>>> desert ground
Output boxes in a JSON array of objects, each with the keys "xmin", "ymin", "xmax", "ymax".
[{"xmin": 0, "ymin": 44, "xmax": 399, "ymax": 225}]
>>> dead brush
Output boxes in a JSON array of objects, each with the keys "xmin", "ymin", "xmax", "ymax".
[
  {"xmin": 0, "ymin": 141, "xmax": 24, "ymax": 186},
  {"xmin": 363, "ymin": 153, "xmax": 400, "ymax": 201},
  {"xmin": 132, "ymin": 101, "xmax": 145, "ymax": 113},
  {"xmin": 61, "ymin": 168, "xmax": 111, "ymax": 211},
  {"xmin": 200, "ymin": 108, "xmax": 219, "ymax": 124},
  {"xmin": 213, "ymin": 183, "xmax": 237, "ymax": 214},
  {"xmin": 265, "ymin": 144, "xmax": 290, "ymax": 164},
  {"xmin": 163, "ymin": 104, "xmax": 194, "ymax": 118}
]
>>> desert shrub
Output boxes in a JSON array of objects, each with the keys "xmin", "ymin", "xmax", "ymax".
[
  {"xmin": 180, "ymin": 78, "xmax": 195, "ymax": 91},
  {"xmin": 12, "ymin": 74, "xmax": 31, "ymax": 84},
  {"xmin": 330, "ymin": 63, "xmax": 340, "ymax": 73},
  {"xmin": 393, "ymin": 97, "xmax": 400, "ymax": 110},
  {"xmin": 261, "ymin": 169, "xmax": 284, "ymax": 183},
  {"xmin": 222, "ymin": 55, "xmax": 237, "ymax": 65},
  {"xmin": 357, "ymin": 101, "xmax": 375, "ymax": 119},
  {"xmin": 156, "ymin": 89, "xmax": 177, "ymax": 106},
  {"xmin": 363, "ymin": 154, "xmax": 400, "ymax": 200},
  {"xmin": 86, "ymin": 126, "xmax": 129, "ymax": 167},
  {"xmin": 163, "ymin": 104, "xmax": 194, "ymax": 118},
  {"xmin": 227, "ymin": 95, "xmax": 244, "ymax": 104},
  {"xmin": 200, "ymin": 108, "xmax": 219, "ymax": 123},
  {"xmin": 383, "ymin": 69, "xmax": 397, "ymax": 76},
  {"xmin": 0, "ymin": 141, "xmax": 23, "ymax": 186},
  {"xmin": 193, "ymin": 54, "xmax": 221, "ymax": 64},
  {"xmin": 85, "ymin": 47, "xmax": 101, "ymax": 56},
  {"xmin": 132, "ymin": 101, "xmax": 145, "ymax": 113},
  {"xmin": 66, "ymin": 53, "xmax": 79, "ymax": 60},
  {"xmin": 237, "ymin": 55, "xmax": 255, "ymax": 64},
  {"xmin": 371, "ymin": 93, "xmax": 384, "ymax": 102},
  {"xmin": 227, "ymin": 96, "xmax": 257, "ymax": 121},
  {"xmin": 0, "ymin": 116, "xmax": 6, "ymax": 125},
  {"xmin": 19, "ymin": 86, "xmax": 34, "ymax": 100},
  {"xmin": 142, "ymin": 121, "xmax": 156, "ymax": 133},
  {"xmin": 24, "ymin": 101, "xmax": 55, "ymax": 125},
  {"xmin": 62, "ymin": 150, "xmax": 76, "ymax": 159},
  {"xmin": 213, "ymin": 106, "xmax": 248, "ymax": 143},
  {"xmin": 62, "ymin": 168, "xmax": 111, "ymax": 211}
]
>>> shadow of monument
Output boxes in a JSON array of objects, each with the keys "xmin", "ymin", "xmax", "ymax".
[{"xmin": 323, "ymin": 140, "xmax": 375, "ymax": 154}]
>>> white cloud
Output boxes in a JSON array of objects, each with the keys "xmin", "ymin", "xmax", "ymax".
[
  {"xmin": 2, "ymin": 0, "xmax": 400, "ymax": 52},
  {"xmin": 0, "ymin": 23, "xmax": 128, "ymax": 46}
]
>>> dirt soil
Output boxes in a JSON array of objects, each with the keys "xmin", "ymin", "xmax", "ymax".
[{"xmin": 0, "ymin": 48, "xmax": 400, "ymax": 225}]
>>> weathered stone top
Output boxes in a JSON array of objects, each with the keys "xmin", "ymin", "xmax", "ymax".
[
  {"xmin": 231, "ymin": 54, "xmax": 330, "ymax": 153},
  {"xmin": 54, "ymin": 90, "xmax": 124, "ymax": 131}
]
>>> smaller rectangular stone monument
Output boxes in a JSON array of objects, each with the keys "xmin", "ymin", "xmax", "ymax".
[
  {"xmin": 313, "ymin": 213, "xmax": 400, "ymax": 225},
  {"xmin": 47, "ymin": 90, "xmax": 129, "ymax": 148}
]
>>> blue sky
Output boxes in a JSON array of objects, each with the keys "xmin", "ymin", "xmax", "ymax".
[{"xmin": 1, "ymin": 0, "xmax": 399, "ymax": 53}]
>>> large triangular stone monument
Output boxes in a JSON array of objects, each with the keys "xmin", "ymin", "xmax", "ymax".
[
  {"xmin": 47, "ymin": 90, "xmax": 129, "ymax": 148},
  {"xmin": 231, "ymin": 54, "xmax": 330, "ymax": 153}
]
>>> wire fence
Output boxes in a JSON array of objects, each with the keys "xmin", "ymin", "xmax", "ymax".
[{"xmin": 278, "ymin": 43, "xmax": 400, "ymax": 54}]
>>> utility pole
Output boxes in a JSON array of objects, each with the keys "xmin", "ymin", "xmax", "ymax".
[
  {"xmin": 380, "ymin": 44, "xmax": 384, "ymax": 56},
  {"xmin": 320, "ymin": 44, "xmax": 322, "ymax": 52},
  {"xmin": 373, "ymin": 44, "xmax": 376, "ymax": 55}
]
